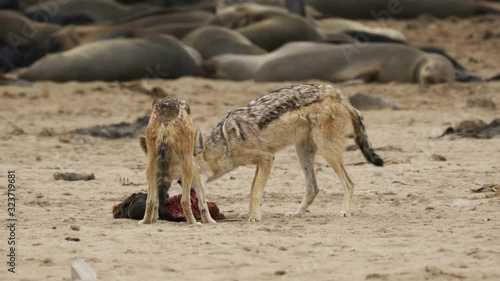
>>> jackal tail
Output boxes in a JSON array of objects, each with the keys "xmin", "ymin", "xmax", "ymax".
[
  {"xmin": 156, "ymin": 142, "xmax": 170, "ymax": 217},
  {"xmin": 348, "ymin": 108, "xmax": 384, "ymax": 167}
]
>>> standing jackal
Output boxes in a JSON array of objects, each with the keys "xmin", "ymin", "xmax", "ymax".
[
  {"xmin": 139, "ymin": 96, "xmax": 216, "ymax": 225},
  {"xmin": 194, "ymin": 84, "xmax": 383, "ymax": 222}
]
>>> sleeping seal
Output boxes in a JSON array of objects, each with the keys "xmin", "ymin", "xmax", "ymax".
[
  {"xmin": 255, "ymin": 42, "xmax": 455, "ymax": 83},
  {"xmin": 203, "ymin": 42, "xmax": 455, "ymax": 83},
  {"xmin": 19, "ymin": 35, "xmax": 200, "ymax": 82},
  {"xmin": 209, "ymin": 3, "xmax": 324, "ymax": 51},
  {"xmin": 182, "ymin": 25, "xmax": 266, "ymax": 59},
  {"xmin": 305, "ymin": 0, "xmax": 499, "ymax": 19}
]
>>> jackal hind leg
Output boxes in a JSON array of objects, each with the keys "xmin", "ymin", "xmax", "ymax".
[
  {"xmin": 139, "ymin": 183, "xmax": 159, "ymax": 224},
  {"xmin": 286, "ymin": 136, "xmax": 319, "ymax": 218},
  {"xmin": 319, "ymin": 141, "xmax": 354, "ymax": 217},
  {"xmin": 181, "ymin": 158, "xmax": 198, "ymax": 225}
]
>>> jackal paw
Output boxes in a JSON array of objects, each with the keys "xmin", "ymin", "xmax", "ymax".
[
  {"xmin": 138, "ymin": 219, "xmax": 152, "ymax": 225},
  {"xmin": 203, "ymin": 217, "xmax": 217, "ymax": 224},
  {"xmin": 285, "ymin": 211, "xmax": 303, "ymax": 218},
  {"xmin": 338, "ymin": 210, "xmax": 351, "ymax": 217},
  {"xmin": 248, "ymin": 213, "xmax": 262, "ymax": 222}
]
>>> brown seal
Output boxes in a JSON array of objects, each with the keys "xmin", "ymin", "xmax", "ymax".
[
  {"xmin": 182, "ymin": 25, "xmax": 266, "ymax": 60},
  {"xmin": 306, "ymin": 0, "xmax": 499, "ymax": 19},
  {"xmin": 0, "ymin": 10, "xmax": 60, "ymax": 47},
  {"xmin": 46, "ymin": 10, "xmax": 213, "ymax": 52},
  {"xmin": 209, "ymin": 3, "xmax": 324, "ymax": 51},
  {"xmin": 255, "ymin": 42, "xmax": 455, "ymax": 83},
  {"xmin": 203, "ymin": 42, "xmax": 455, "ymax": 83},
  {"xmin": 19, "ymin": 35, "xmax": 200, "ymax": 82}
]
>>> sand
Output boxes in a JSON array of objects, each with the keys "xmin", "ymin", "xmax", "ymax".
[{"xmin": 0, "ymin": 15, "xmax": 499, "ymax": 281}]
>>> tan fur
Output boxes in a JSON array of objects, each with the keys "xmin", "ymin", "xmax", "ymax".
[
  {"xmin": 193, "ymin": 84, "xmax": 382, "ymax": 222},
  {"xmin": 139, "ymin": 95, "xmax": 216, "ymax": 224}
]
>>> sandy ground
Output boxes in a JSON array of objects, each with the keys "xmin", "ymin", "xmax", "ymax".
[{"xmin": 0, "ymin": 15, "xmax": 500, "ymax": 281}]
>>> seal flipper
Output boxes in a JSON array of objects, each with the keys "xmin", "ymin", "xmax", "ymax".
[
  {"xmin": 344, "ymin": 30, "xmax": 406, "ymax": 44},
  {"xmin": 487, "ymin": 73, "xmax": 500, "ymax": 81},
  {"xmin": 420, "ymin": 46, "xmax": 466, "ymax": 70},
  {"xmin": 455, "ymin": 70, "xmax": 483, "ymax": 82},
  {"xmin": 420, "ymin": 46, "xmax": 484, "ymax": 82}
]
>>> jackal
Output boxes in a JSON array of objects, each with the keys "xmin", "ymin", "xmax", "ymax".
[
  {"xmin": 139, "ymin": 96, "xmax": 216, "ymax": 225},
  {"xmin": 193, "ymin": 84, "xmax": 383, "ymax": 222}
]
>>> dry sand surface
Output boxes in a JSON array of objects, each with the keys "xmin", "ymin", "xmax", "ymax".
[{"xmin": 1, "ymin": 16, "xmax": 499, "ymax": 281}]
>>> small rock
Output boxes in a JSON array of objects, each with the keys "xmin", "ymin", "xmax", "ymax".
[
  {"xmin": 450, "ymin": 199, "xmax": 476, "ymax": 211},
  {"xmin": 54, "ymin": 172, "xmax": 95, "ymax": 181},
  {"xmin": 431, "ymin": 154, "xmax": 447, "ymax": 161},
  {"xmin": 65, "ymin": 237, "xmax": 80, "ymax": 242},
  {"xmin": 41, "ymin": 258, "xmax": 53, "ymax": 266},
  {"xmin": 349, "ymin": 93, "xmax": 401, "ymax": 110},
  {"xmin": 70, "ymin": 225, "xmax": 80, "ymax": 231},
  {"xmin": 275, "ymin": 270, "xmax": 286, "ymax": 276},
  {"xmin": 466, "ymin": 95, "xmax": 496, "ymax": 110}
]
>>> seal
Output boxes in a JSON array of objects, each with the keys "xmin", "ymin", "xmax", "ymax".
[
  {"xmin": 45, "ymin": 10, "xmax": 213, "ymax": 52},
  {"xmin": 306, "ymin": 0, "xmax": 500, "ymax": 19},
  {"xmin": 209, "ymin": 3, "xmax": 324, "ymax": 51},
  {"xmin": 24, "ymin": 0, "xmax": 158, "ymax": 22},
  {"xmin": 317, "ymin": 18, "xmax": 406, "ymax": 41},
  {"xmin": 255, "ymin": 42, "xmax": 456, "ymax": 83},
  {"xmin": 203, "ymin": 42, "xmax": 456, "ymax": 83},
  {"xmin": 0, "ymin": 10, "xmax": 60, "ymax": 47},
  {"xmin": 201, "ymin": 41, "xmax": 316, "ymax": 80},
  {"xmin": 19, "ymin": 35, "xmax": 200, "ymax": 82},
  {"xmin": 182, "ymin": 25, "xmax": 266, "ymax": 60}
]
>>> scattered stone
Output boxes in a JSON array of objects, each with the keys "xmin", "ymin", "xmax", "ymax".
[
  {"xmin": 274, "ymin": 270, "xmax": 286, "ymax": 276},
  {"xmin": 54, "ymin": 172, "xmax": 95, "ymax": 181},
  {"xmin": 119, "ymin": 82, "xmax": 169, "ymax": 98},
  {"xmin": 431, "ymin": 154, "xmax": 447, "ymax": 161},
  {"xmin": 470, "ymin": 184, "xmax": 500, "ymax": 198},
  {"xmin": 9, "ymin": 124, "xmax": 25, "ymax": 136},
  {"xmin": 38, "ymin": 128, "xmax": 55, "ymax": 137},
  {"xmin": 450, "ymin": 199, "xmax": 476, "ymax": 211},
  {"xmin": 349, "ymin": 93, "xmax": 401, "ymax": 110},
  {"xmin": 72, "ymin": 116, "xmax": 149, "ymax": 139},
  {"xmin": 365, "ymin": 273, "xmax": 388, "ymax": 280},
  {"xmin": 441, "ymin": 118, "xmax": 500, "ymax": 139},
  {"xmin": 41, "ymin": 258, "xmax": 53, "ymax": 266},
  {"xmin": 65, "ymin": 237, "xmax": 80, "ymax": 242},
  {"xmin": 466, "ymin": 95, "xmax": 496, "ymax": 110}
]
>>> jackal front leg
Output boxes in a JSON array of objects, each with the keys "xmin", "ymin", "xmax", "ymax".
[
  {"xmin": 192, "ymin": 172, "xmax": 217, "ymax": 224},
  {"xmin": 247, "ymin": 152, "xmax": 274, "ymax": 222}
]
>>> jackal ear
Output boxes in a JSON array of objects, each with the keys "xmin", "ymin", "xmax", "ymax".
[
  {"xmin": 194, "ymin": 128, "xmax": 205, "ymax": 155},
  {"xmin": 139, "ymin": 135, "xmax": 147, "ymax": 154}
]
